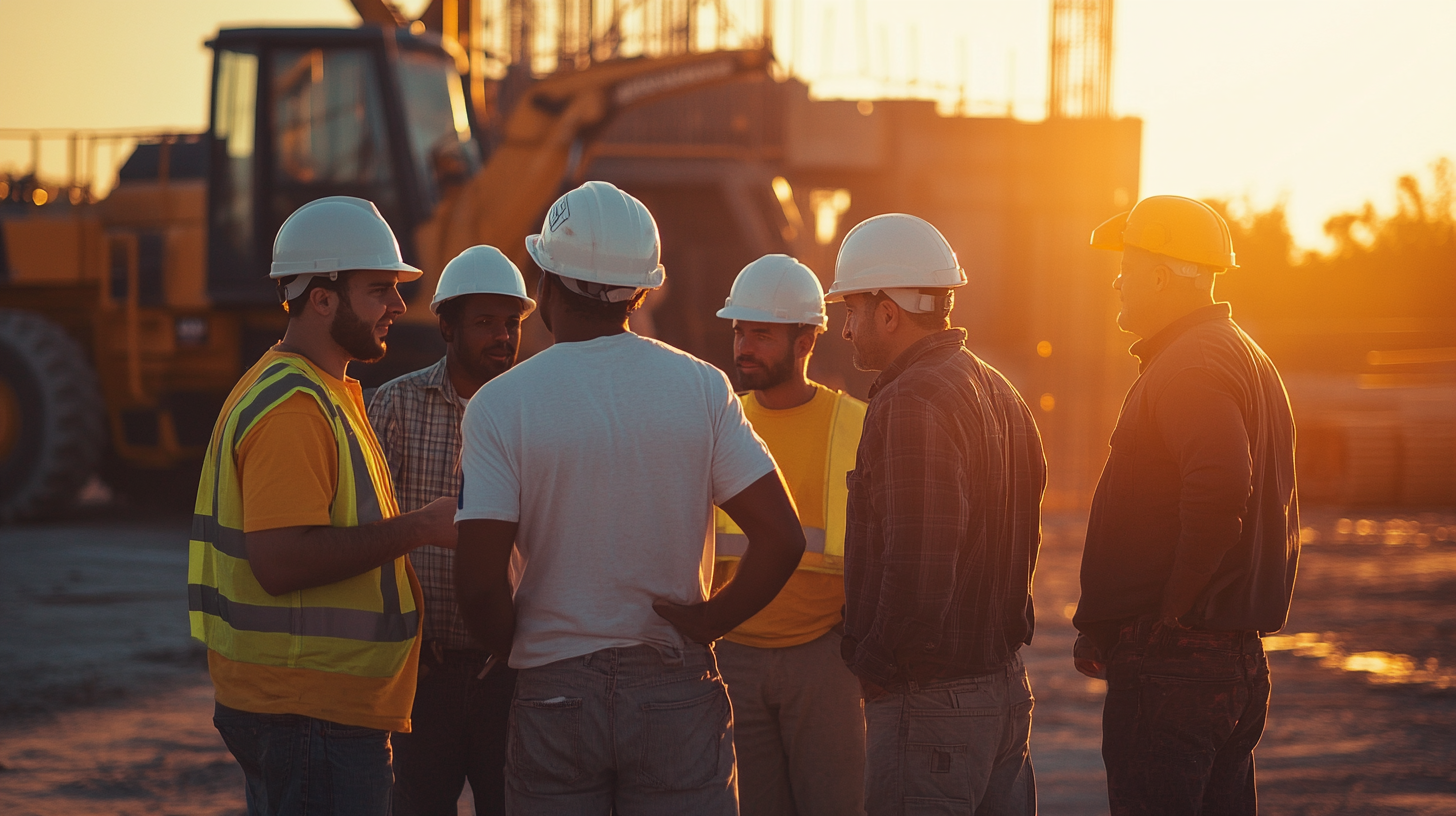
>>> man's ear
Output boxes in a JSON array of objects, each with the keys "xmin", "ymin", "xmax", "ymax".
[
  {"xmin": 308, "ymin": 285, "xmax": 338, "ymax": 316},
  {"xmin": 1151, "ymin": 264, "xmax": 1171, "ymax": 293},
  {"xmin": 438, "ymin": 313, "xmax": 455, "ymax": 344},
  {"xmin": 794, "ymin": 327, "xmax": 819, "ymax": 360},
  {"xmin": 878, "ymin": 298, "xmax": 900, "ymax": 334}
]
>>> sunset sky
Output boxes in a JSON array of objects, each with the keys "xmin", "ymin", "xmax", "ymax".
[{"xmin": 3, "ymin": 0, "xmax": 1454, "ymax": 249}]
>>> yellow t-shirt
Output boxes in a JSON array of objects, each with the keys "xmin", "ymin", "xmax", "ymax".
[
  {"xmin": 207, "ymin": 349, "xmax": 423, "ymax": 732},
  {"xmin": 712, "ymin": 384, "xmax": 846, "ymax": 649}
]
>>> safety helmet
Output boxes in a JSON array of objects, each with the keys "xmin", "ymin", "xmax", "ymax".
[
  {"xmin": 525, "ymin": 181, "xmax": 665, "ymax": 300},
  {"xmin": 269, "ymin": 196, "xmax": 422, "ymax": 301},
  {"xmin": 826, "ymin": 213, "xmax": 967, "ymax": 313},
  {"xmin": 716, "ymin": 254, "xmax": 827, "ymax": 328},
  {"xmin": 431, "ymin": 245, "xmax": 536, "ymax": 317},
  {"xmin": 1090, "ymin": 195, "xmax": 1238, "ymax": 270}
]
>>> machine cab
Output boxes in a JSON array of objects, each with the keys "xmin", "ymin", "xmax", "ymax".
[{"xmin": 205, "ymin": 26, "xmax": 479, "ymax": 306}]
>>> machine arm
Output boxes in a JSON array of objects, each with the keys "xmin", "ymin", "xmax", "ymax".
[{"xmin": 408, "ymin": 48, "xmax": 772, "ymax": 320}]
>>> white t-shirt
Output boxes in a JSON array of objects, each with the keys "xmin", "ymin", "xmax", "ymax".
[{"xmin": 457, "ymin": 332, "xmax": 776, "ymax": 669}]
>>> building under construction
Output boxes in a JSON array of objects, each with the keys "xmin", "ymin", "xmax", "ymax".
[
  {"xmin": 0, "ymin": 0, "xmax": 1140, "ymax": 512},
  {"xmin": 585, "ymin": 76, "xmax": 1139, "ymax": 509},
  {"xmin": 501, "ymin": 0, "xmax": 1140, "ymax": 508}
]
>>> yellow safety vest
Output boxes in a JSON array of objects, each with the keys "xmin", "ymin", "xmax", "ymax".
[
  {"xmin": 715, "ymin": 390, "xmax": 867, "ymax": 575},
  {"xmin": 187, "ymin": 357, "xmax": 418, "ymax": 678}
]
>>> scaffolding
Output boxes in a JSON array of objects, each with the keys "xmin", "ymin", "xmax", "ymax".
[
  {"xmin": 470, "ymin": 0, "xmax": 771, "ymax": 77},
  {"xmin": 1048, "ymin": 0, "xmax": 1113, "ymax": 119}
]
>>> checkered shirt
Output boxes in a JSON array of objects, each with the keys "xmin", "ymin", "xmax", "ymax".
[
  {"xmin": 843, "ymin": 329, "xmax": 1048, "ymax": 686},
  {"xmin": 367, "ymin": 357, "xmax": 480, "ymax": 651}
]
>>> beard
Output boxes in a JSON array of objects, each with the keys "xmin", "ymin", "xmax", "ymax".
[
  {"xmin": 735, "ymin": 348, "xmax": 795, "ymax": 391},
  {"xmin": 458, "ymin": 339, "xmax": 517, "ymax": 384},
  {"xmin": 330, "ymin": 294, "xmax": 387, "ymax": 363},
  {"xmin": 850, "ymin": 319, "xmax": 884, "ymax": 371}
]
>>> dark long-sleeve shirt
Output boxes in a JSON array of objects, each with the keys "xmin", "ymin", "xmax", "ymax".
[
  {"xmin": 843, "ymin": 329, "xmax": 1047, "ymax": 687},
  {"xmin": 1075, "ymin": 303, "xmax": 1300, "ymax": 653}
]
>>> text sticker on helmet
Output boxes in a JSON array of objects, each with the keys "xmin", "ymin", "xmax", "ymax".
[{"xmin": 548, "ymin": 197, "xmax": 571, "ymax": 232}]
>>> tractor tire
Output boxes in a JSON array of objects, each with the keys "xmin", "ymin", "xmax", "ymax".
[{"xmin": 0, "ymin": 309, "xmax": 105, "ymax": 522}]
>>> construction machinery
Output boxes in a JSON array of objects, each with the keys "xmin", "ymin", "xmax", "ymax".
[{"xmin": 0, "ymin": 9, "xmax": 769, "ymax": 520}]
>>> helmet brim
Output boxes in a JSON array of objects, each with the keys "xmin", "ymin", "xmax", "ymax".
[
  {"xmin": 715, "ymin": 305, "xmax": 827, "ymax": 328},
  {"xmin": 269, "ymin": 260, "xmax": 423, "ymax": 281},
  {"xmin": 1089, "ymin": 211, "xmax": 1129, "ymax": 252},
  {"xmin": 431, "ymin": 293, "xmax": 537, "ymax": 318},
  {"xmin": 824, "ymin": 268, "xmax": 966, "ymax": 303},
  {"xmin": 526, "ymin": 233, "xmax": 666, "ymax": 290}
]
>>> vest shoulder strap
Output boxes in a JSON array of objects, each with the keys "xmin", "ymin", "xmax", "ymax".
[{"xmin": 230, "ymin": 359, "xmax": 344, "ymax": 453}]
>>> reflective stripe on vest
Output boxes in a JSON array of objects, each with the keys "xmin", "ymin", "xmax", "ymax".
[
  {"xmin": 715, "ymin": 526, "xmax": 827, "ymax": 558},
  {"xmin": 715, "ymin": 390, "xmax": 867, "ymax": 575},
  {"xmin": 186, "ymin": 358, "xmax": 417, "ymax": 678}
]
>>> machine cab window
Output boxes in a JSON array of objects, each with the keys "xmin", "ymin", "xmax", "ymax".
[{"xmin": 270, "ymin": 47, "xmax": 398, "ymax": 224}]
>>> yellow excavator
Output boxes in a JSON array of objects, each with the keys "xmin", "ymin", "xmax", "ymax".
[{"xmin": 0, "ymin": 3, "xmax": 769, "ymax": 520}]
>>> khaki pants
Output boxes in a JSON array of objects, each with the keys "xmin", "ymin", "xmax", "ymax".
[{"xmin": 717, "ymin": 630, "xmax": 866, "ymax": 816}]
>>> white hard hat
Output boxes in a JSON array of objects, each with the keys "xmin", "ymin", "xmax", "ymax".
[
  {"xmin": 525, "ymin": 181, "xmax": 665, "ymax": 300},
  {"xmin": 270, "ymin": 196, "xmax": 422, "ymax": 301},
  {"xmin": 716, "ymin": 254, "xmax": 827, "ymax": 328},
  {"xmin": 431, "ymin": 245, "xmax": 536, "ymax": 317},
  {"xmin": 826, "ymin": 213, "xmax": 966, "ymax": 312}
]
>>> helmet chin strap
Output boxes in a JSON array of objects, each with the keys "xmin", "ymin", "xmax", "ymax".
[
  {"xmin": 281, "ymin": 270, "xmax": 340, "ymax": 303},
  {"xmin": 880, "ymin": 288, "xmax": 939, "ymax": 314}
]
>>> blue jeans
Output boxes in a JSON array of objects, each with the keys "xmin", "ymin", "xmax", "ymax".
[
  {"xmin": 864, "ymin": 652, "xmax": 1036, "ymax": 816},
  {"xmin": 1102, "ymin": 617, "xmax": 1270, "ymax": 816},
  {"xmin": 213, "ymin": 702, "xmax": 394, "ymax": 816},
  {"xmin": 392, "ymin": 649, "xmax": 517, "ymax": 816},
  {"xmin": 505, "ymin": 643, "xmax": 737, "ymax": 816}
]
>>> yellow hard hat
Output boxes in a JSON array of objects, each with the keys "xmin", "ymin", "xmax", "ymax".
[{"xmin": 1089, "ymin": 195, "xmax": 1238, "ymax": 270}]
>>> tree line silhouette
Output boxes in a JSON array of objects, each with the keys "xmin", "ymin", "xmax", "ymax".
[{"xmin": 1207, "ymin": 159, "xmax": 1456, "ymax": 373}]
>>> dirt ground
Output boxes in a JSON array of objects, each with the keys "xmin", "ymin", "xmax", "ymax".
[{"xmin": 1, "ymin": 508, "xmax": 1453, "ymax": 815}]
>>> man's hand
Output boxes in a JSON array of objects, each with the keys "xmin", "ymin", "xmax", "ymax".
[
  {"xmin": 1073, "ymin": 633, "xmax": 1107, "ymax": 680},
  {"xmin": 410, "ymin": 496, "xmax": 460, "ymax": 550},
  {"xmin": 247, "ymin": 498, "xmax": 457, "ymax": 596},
  {"xmin": 652, "ymin": 599, "xmax": 725, "ymax": 644}
]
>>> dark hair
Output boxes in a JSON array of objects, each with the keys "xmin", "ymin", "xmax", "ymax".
[
  {"xmin": 866, "ymin": 288, "xmax": 954, "ymax": 331},
  {"xmin": 544, "ymin": 272, "xmax": 647, "ymax": 323},
  {"xmin": 280, "ymin": 274, "xmax": 346, "ymax": 318},
  {"xmin": 435, "ymin": 295, "xmax": 465, "ymax": 326}
]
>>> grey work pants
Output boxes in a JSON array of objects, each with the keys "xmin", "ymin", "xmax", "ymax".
[
  {"xmin": 716, "ymin": 630, "xmax": 866, "ymax": 816},
  {"xmin": 504, "ymin": 643, "xmax": 736, "ymax": 816},
  {"xmin": 864, "ymin": 652, "xmax": 1036, "ymax": 816}
]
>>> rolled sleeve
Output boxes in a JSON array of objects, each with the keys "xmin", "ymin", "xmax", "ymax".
[
  {"xmin": 456, "ymin": 397, "xmax": 520, "ymax": 524},
  {"xmin": 709, "ymin": 370, "xmax": 777, "ymax": 505}
]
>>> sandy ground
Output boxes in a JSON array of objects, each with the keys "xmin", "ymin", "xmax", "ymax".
[{"xmin": 0, "ymin": 509, "xmax": 1453, "ymax": 815}]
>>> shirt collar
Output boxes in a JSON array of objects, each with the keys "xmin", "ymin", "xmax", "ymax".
[
  {"xmin": 869, "ymin": 328, "xmax": 968, "ymax": 398},
  {"xmin": 420, "ymin": 356, "xmax": 456, "ymax": 398},
  {"xmin": 1129, "ymin": 302, "xmax": 1232, "ymax": 372}
]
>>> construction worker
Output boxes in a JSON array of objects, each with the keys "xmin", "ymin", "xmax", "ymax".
[
  {"xmin": 829, "ymin": 214, "xmax": 1046, "ymax": 816},
  {"xmin": 368, "ymin": 246, "xmax": 535, "ymax": 816},
  {"xmin": 1074, "ymin": 196, "xmax": 1299, "ymax": 815},
  {"xmin": 710, "ymin": 254, "xmax": 868, "ymax": 816},
  {"xmin": 188, "ymin": 196, "xmax": 456, "ymax": 816},
  {"xmin": 452, "ymin": 180, "xmax": 806, "ymax": 816}
]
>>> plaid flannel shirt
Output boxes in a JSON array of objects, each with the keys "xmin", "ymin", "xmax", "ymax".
[
  {"xmin": 843, "ymin": 329, "xmax": 1047, "ymax": 687},
  {"xmin": 367, "ymin": 357, "xmax": 481, "ymax": 651}
]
